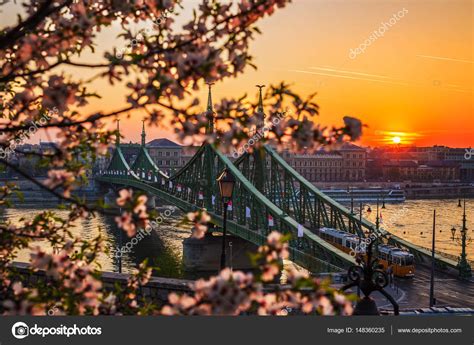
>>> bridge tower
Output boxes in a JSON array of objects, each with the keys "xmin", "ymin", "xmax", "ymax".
[
  {"xmin": 252, "ymin": 85, "xmax": 267, "ymax": 231},
  {"xmin": 141, "ymin": 119, "xmax": 146, "ymax": 146},
  {"xmin": 255, "ymin": 84, "xmax": 266, "ymax": 131},
  {"xmin": 203, "ymin": 82, "xmax": 217, "ymax": 212},
  {"xmin": 253, "ymin": 85, "xmax": 266, "ymax": 192},
  {"xmin": 205, "ymin": 82, "xmax": 215, "ymax": 134},
  {"xmin": 116, "ymin": 119, "xmax": 120, "ymax": 146}
]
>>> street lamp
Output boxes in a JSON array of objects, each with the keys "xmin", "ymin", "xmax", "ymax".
[
  {"xmin": 451, "ymin": 226, "xmax": 457, "ymax": 241},
  {"xmin": 429, "ymin": 210, "xmax": 436, "ymax": 307},
  {"xmin": 451, "ymin": 199, "xmax": 472, "ymax": 279},
  {"xmin": 381, "ymin": 191, "xmax": 387, "ymax": 209},
  {"xmin": 217, "ymin": 168, "xmax": 235, "ymax": 271}
]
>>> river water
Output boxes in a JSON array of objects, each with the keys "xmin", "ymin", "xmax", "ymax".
[
  {"xmin": 2, "ymin": 199, "xmax": 473, "ymax": 278},
  {"xmin": 361, "ymin": 199, "xmax": 474, "ymax": 262},
  {"xmin": 2, "ymin": 205, "xmax": 193, "ymax": 278}
]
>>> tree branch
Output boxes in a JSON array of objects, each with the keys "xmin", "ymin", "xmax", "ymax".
[
  {"xmin": 0, "ymin": 158, "xmax": 115, "ymax": 216},
  {"xmin": 0, "ymin": 0, "xmax": 73, "ymax": 50}
]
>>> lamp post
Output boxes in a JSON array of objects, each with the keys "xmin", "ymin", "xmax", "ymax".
[
  {"xmin": 375, "ymin": 198, "xmax": 380, "ymax": 230},
  {"xmin": 118, "ymin": 207, "xmax": 123, "ymax": 274},
  {"xmin": 217, "ymin": 168, "xmax": 236, "ymax": 271},
  {"xmin": 452, "ymin": 199, "xmax": 472, "ymax": 279},
  {"xmin": 359, "ymin": 202, "xmax": 372, "ymax": 222},
  {"xmin": 429, "ymin": 209, "xmax": 436, "ymax": 307}
]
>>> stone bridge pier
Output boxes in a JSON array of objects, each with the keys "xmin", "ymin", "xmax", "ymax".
[
  {"xmin": 146, "ymin": 194, "xmax": 156, "ymax": 208},
  {"xmin": 102, "ymin": 186, "xmax": 157, "ymax": 210},
  {"xmin": 183, "ymin": 232, "xmax": 258, "ymax": 272}
]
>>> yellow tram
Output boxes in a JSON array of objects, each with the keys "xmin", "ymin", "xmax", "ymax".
[{"xmin": 318, "ymin": 227, "xmax": 415, "ymax": 278}]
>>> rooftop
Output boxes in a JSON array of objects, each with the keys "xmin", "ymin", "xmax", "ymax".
[
  {"xmin": 146, "ymin": 138, "xmax": 181, "ymax": 148},
  {"xmin": 338, "ymin": 142, "xmax": 366, "ymax": 151},
  {"xmin": 383, "ymin": 160, "xmax": 418, "ymax": 168}
]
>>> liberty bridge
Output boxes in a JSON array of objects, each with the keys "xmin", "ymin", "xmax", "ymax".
[{"xmin": 94, "ymin": 85, "xmax": 462, "ymax": 279}]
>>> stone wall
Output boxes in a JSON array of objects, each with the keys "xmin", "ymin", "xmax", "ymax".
[{"xmin": 10, "ymin": 262, "xmax": 193, "ymax": 305}]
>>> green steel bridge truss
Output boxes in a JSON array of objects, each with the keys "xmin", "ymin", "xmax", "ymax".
[
  {"xmin": 97, "ymin": 140, "xmax": 458, "ymax": 274},
  {"xmin": 98, "ymin": 143, "xmax": 352, "ymax": 272}
]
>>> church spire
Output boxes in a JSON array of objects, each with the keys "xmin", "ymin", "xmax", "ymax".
[
  {"xmin": 116, "ymin": 119, "xmax": 121, "ymax": 147},
  {"xmin": 256, "ymin": 84, "xmax": 266, "ymax": 129},
  {"xmin": 205, "ymin": 82, "xmax": 215, "ymax": 134},
  {"xmin": 141, "ymin": 119, "xmax": 146, "ymax": 146}
]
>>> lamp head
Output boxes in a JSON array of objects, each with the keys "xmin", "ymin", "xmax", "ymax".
[{"xmin": 217, "ymin": 168, "xmax": 235, "ymax": 199}]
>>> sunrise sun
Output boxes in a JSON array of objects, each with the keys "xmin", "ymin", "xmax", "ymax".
[{"xmin": 392, "ymin": 136, "xmax": 401, "ymax": 144}]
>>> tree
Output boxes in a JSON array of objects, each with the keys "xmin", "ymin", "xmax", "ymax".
[{"xmin": 0, "ymin": 0, "xmax": 361, "ymax": 315}]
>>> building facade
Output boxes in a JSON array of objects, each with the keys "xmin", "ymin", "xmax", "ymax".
[
  {"xmin": 146, "ymin": 138, "xmax": 199, "ymax": 173},
  {"xmin": 382, "ymin": 160, "xmax": 460, "ymax": 182},
  {"xmin": 282, "ymin": 143, "xmax": 367, "ymax": 182},
  {"xmin": 338, "ymin": 143, "xmax": 367, "ymax": 181}
]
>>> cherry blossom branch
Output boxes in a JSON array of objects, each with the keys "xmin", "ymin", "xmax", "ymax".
[
  {"xmin": 0, "ymin": 0, "xmax": 73, "ymax": 50},
  {"xmin": 0, "ymin": 60, "xmax": 110, "ymax": 83},
  {"xmin": 0, "ymin": 158, "xmax": 115, "ymax": 216},
  {"xmin": 0, "ymin": 105, "xmax": 135, "ymax": 133}
]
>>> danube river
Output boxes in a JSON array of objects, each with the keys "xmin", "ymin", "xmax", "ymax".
[
  {"xmin": 361, "ymin": 199, "xmax": 473, "ymax": 261},
  {"xmin": 2, "ymin": 199, "xmax": 473, "ymax": 278}
]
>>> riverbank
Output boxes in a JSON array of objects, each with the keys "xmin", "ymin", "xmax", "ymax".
[{"xmin": 314, "ymin": 182, "xmax": 474, "ymax": 200}]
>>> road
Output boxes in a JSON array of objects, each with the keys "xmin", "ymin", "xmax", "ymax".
[{"xmin": 393, "ymin": 265, "xmax": 474, "ymax": 309}]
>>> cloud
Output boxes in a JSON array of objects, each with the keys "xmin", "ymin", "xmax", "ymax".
[
  {"xmin": 289, "ymin": 67, "xmax": 472, "ymax": 93},
  {"xmin": 417, "ymin": 55, "xmax": 474, "ymax": 64},
  {"xmin": 289, "ymin": 68, "xmax": 410, "ymax": 87},
  {"xmin": 310, "ymin": 66, "xmax": 393, "ymax": 80}
]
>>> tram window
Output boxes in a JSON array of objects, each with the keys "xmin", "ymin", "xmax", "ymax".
[{"xmin": 405, "ymin": 256, "xmax": 413, "ymax": 265}]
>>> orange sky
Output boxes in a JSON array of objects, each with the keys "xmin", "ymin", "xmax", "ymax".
[{"xmin": 2, "ymin": 0, "xmax": 473, "ymax": 148}]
